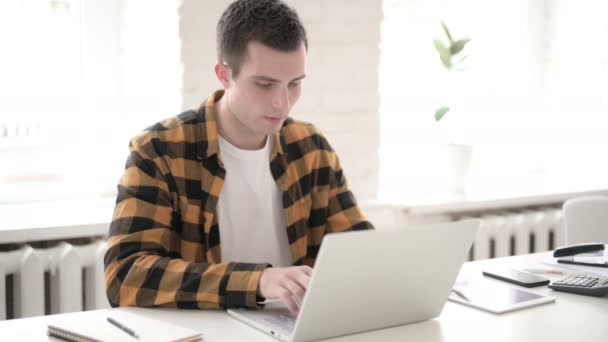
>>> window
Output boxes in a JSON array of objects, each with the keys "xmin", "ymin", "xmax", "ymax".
[
  {"xmin": 379, "ymin": 0, "xmax": 608, "ymax": 204},
  {"xmin": 0, "ymin": 0, "xmax": 181, "ymax": 204}
]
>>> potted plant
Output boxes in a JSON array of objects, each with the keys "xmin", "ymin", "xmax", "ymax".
[{"xmin": 433, "ymin": 21, "xmax": 473, "ymax": 195}]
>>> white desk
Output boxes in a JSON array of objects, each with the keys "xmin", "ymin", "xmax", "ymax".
[{"xmin": 1, "ymin": 252, "xmax": 607, "ymax": 341}]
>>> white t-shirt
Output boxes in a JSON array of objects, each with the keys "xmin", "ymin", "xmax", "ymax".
[{"xmin": 217, "ymin": 135, "xmax": 292, "ymax": 267}]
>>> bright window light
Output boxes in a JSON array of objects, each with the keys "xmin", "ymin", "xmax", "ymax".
[
  {"xmin": 0, "ymin": 0, "xmax": 181, "ymax": 204},
  {"xmin": 379, "ymin": 0, "xmax": 608, "ymax": 204}
]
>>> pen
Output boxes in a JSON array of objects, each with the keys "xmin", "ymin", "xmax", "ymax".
[
  {"xmin": 107, "ymin": 317, "xmax": 140, "ymax": 339},
  {"xmin": 523, "ymin": 268, "xmax": 566, "ymax": 275},
  {"xmin": 451, "ymin": 288, "xmax": 470, "ymax": 302}
]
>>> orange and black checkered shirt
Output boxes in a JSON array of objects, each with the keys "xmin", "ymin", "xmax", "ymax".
[{"xmin": 104, "ymin": 90, "xmax": 373, "ymax": 310}]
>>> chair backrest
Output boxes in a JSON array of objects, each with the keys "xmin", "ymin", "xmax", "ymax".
[{"xmin": 562, "ymin": 196, "xmax": 608, "ymax": 245}]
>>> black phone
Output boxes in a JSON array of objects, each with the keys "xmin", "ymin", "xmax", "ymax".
[{"xmin": 482, "ymin": 268, "xmax": 550, "ymax": 288}]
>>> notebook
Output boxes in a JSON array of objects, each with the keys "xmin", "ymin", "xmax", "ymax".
[{"xmin": 47, "ymin": 310, "xmax": 202, "ymax": 342}]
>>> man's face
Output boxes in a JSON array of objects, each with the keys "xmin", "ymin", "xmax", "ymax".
[{"xmin": 223, "ymin": 41, "xmax": 306, "ymax": 138}]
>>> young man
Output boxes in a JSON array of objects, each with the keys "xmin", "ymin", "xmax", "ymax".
[{"xmin": 104, "ymin": 0, "xmax": 373, "ymax": 316}]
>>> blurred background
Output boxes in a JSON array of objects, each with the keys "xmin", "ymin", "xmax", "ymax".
[
  {"xmin": 1, "ymin": 0, "xmax": 607, "ymax": 207},
  {"xmin": 1, "ymin": 0, "xmax": 608, "ymax": 321}
]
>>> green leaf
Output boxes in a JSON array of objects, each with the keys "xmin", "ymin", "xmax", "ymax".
[
  {"xmin": 435, "ymin": 106, "xmax": 450, "ymax": 121},
  {"xmin": 440, "ymin": 21, "xmax": 454, "ymax": 44},
  {"xmin": 433, "ymin": 38, "xmax": 448, "ymax": 56},
  {"xmin": 450, "ymin": 38, "xmax": 471, "ymax": 55},
  {"xmin": 433, "ymin": 39, "xmax": 451, "ymax": 69},
  {"xmin": 442, "ymin": 55, "xmax": 452, "ymax": 69}
]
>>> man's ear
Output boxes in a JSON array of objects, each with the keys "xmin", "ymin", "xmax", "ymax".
[{"xmin": 215, "ymin": 63, "xmax": 231, "ymax": 88}]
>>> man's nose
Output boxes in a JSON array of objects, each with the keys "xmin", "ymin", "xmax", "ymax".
[{"xmin": 271, "ymin": 87, "xmax": 290, "ymax": 110}]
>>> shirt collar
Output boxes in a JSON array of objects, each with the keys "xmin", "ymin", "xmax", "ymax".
[{"xmin": 198, "ymin": 89, "xmax": 286, "ymax": 160}]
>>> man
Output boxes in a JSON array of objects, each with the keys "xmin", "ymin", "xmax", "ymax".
[{"xmin": 104, "ymin": 0, "xmax": 373, "ymax": 316}]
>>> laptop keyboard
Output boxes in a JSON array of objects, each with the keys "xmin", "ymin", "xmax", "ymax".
[{"xmin": 263, "ymin": 313, "xmax": 296, "ymax": 331}]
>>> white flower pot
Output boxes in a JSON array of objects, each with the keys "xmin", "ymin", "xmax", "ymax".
[{"xmin": 446, "ymin": 143, "xmax": 473, "ymax": 195}]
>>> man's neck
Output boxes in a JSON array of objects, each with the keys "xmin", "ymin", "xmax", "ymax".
[{"xmin": 215, "ymin": 93, "xmax": 266, "ymax": 150}]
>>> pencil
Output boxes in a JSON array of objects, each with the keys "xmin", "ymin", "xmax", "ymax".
[{"xmin": 107, "ymin": 316, "xmax": 140, "ymax": 339}]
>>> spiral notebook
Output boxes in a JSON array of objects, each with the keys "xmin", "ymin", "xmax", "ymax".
[{"xmin": 47, "ymin": 311, "xmax": 202, "ymax": 342}]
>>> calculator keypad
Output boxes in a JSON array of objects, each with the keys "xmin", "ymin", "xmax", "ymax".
[
  {"xmin": 549, "ymin": 275, "xmax": 608, "ymax": 296},
  {"xmin": 552, "ymin": 276, "xmax": 598, "ymax": 288}
]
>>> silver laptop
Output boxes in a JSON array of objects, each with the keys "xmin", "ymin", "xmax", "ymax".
[{"xmin": 228, "ymin": 220, "xmax": 480, "ymax": 342}]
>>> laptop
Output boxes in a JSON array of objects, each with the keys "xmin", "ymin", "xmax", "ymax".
[{"xmin": 228, "ymin": 220, "xmax": 480, "ymax": 342}]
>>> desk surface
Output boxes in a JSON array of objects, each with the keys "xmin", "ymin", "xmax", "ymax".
[{"xmin": 1, "ymin": 252, "xmax": 607, "ymax": 342}]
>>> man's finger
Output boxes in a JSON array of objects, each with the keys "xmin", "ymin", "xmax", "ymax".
[
  {"xmin": 279, "ymin": 288, "xmax": 299, "ymax": 316},
  {"xmin": 299, "ymin": 265, "xmax": 313, "ymax": 277},
  {"xmin": 282, "ymin": 279, "xmax": 306, "ymax": 307},
  {"xmin": 293, "ymin": 272, "xmax": 311, "ymax": 293}
]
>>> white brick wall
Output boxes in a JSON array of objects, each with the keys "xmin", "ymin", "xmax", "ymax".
[{"xmin": 179, "ymin": 0, "xmax": 381, "ymax": 202}]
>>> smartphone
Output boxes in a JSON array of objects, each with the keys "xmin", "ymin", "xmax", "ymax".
[{"xmin": 482, "ymin": 268, "xmax": 550, "ymax": 288}]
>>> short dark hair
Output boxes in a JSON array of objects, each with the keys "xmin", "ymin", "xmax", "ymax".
[{"xmin": 217, "ymin": 0, "xmax": 308, "ymax": 78}]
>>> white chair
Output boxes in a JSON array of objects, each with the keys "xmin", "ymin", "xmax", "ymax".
[{"xmin": 562, "ymin": 196, "xmax": 608, "ymax": 245}]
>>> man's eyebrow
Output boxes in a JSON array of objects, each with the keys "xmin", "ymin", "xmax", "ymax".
[
  {"xmin": 250, "ymin": 74, "xmax": 307, "ymax": 83},
  {"xmin": 290, "ymin": 74, "xmax": 307, "ymax": 82}
]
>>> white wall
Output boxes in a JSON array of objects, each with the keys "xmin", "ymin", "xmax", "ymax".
[{"xmin": 179, "ymin": 0, "xmax": 382, "ymax": 202}]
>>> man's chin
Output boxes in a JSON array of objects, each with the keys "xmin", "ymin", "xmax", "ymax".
[
  {"xmin": 252, "ymin": 125, "xmax": 281, "ymax": 138},
  {"xmin": 266, "ymin": 125, "xmax": 283, "ymax": 135}
]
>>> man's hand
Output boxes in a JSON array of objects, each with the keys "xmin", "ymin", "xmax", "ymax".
[{"xmin": 258, "ymin": 266, "xmax": 313, "ymax": 316}]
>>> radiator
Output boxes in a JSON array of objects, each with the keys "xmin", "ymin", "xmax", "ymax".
[
  {"xmin": 364, "ymin": 204, "xmax": 566, "ymax": 261},
  {"xmin": 464, "ymin": 208, "xmax": 565, "ymax": 261},
  {"xmin": 0, "ymin": 239, "xmax": 109, "ymax": 320}
]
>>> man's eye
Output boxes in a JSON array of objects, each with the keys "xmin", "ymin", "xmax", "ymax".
[
  {"xmin": 288, "ymin": 82, "xmax": 300, "ymax": 88},
  {"xmin": 256, "ymin": 82, "xmax": 272, "ymax": 89}
]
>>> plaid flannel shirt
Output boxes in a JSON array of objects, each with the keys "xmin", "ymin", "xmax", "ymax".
[{"xmin": 104, "ymin": 90, "xmax": 373, "ymax": 310}]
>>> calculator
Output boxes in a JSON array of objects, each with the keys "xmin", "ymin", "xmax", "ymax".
[{"xmin": 548, "ymin": 275, "xmax": 608, "ymax": 296}]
